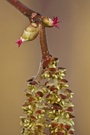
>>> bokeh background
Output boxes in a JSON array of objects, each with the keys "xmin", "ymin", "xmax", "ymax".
[{"xmin": 0, "ymin": 0, "xmax": 90, "ymax": 134}]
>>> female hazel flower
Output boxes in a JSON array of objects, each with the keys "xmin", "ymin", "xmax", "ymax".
[
  {"xmin": 42, "ymin": 16, "xmax": 59, "ymax": 29},
  {"xmin": 16, "ymin": 23, "xmax": 39, "ymax": 47},
  {"xmin": 53, "ymin": 17, "xmax": 60, "ymax": 29}
]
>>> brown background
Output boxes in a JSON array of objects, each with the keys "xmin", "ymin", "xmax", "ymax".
[{"xmin": 0, "ymin": 0, "xmax": 90, "ymax": 134}]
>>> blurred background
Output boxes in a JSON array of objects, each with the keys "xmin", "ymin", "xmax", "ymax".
[{"xmin": 0, "ymin": 0, "xmax": 90, "ymax": 134}]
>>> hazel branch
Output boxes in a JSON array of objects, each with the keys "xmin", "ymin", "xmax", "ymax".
[
  {"xmin": 6, "ymin": 0, "xmax": 40, "ymax": 19},
  {"xmin": 6, "ymin": 0, "xmax": 50, "ymax": 59},
  {"xmin": 6, "ymin": 0, "xmax": 59, "ymax": 59},
  {"xmin": 6, "ymin": 1, "xmax": 75, "ymax": 135},
  {"xmin": 39, "ymin": 24, "xmax": 49, "ymax": 59}
]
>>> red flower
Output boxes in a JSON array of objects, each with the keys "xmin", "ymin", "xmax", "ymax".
[
  {"xmin": 53, "ymin": 17, "xmax": 59, "ymax": 29},
  {"xmin": 16, "ymin": 39, "xmax": 23, "ymax": 47}
]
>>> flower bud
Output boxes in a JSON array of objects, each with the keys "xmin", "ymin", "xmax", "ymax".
[
  {"xmin": 16, "ymin": 23, "xmax": 39, "ymax": 47},
  {"xmin": 42, "ymin": 16, "xmax": 59, "ymax": 29},
  {"xmin": 22, "ymin": 23, "xmax": 39, "ymax": 41},
  {"xmin": 42, "ymin": 17, "xmax": 53, "ymax": 27}
]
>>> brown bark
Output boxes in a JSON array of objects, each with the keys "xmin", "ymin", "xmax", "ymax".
[
  {"xmin": 39, "ymin": 24, "xmax": 49, "ymax": 59},
  {"xmin": 6, "ymin": 0, "xmax": 36, "ymax": 18}
]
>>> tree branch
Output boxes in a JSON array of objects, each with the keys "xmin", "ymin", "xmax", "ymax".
[
  {"xmin": 6, "ymin": 0, "xmax": 40, "ymax": 19},
  {"xmin": 7, "ymin": 0, "xmax": 50, "ymax": 59},
  {"xmin": 39, "ymin": 24, "xmax": 49, "ymax": 59}
]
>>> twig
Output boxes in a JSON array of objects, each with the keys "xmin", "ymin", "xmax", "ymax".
[
  {"xmin": 39, "ymin": 24, "xmax": 49, "ymax": 59},
  {"xmin": 7, "ymin": 0, "xmax": 50, "ymax": 59},
  {"xmin": 6, "ymin": 0, "xmax": 39, "ymax": 18}
]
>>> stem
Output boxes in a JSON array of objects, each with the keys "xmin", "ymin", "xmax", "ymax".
[
  {"xmin": 7, "ymin": 0, "xmax": 50, "ymax": 59},
  {"xmin": 32, "ymin": 24, "xmax": 50, "ymax": 82},
  {"xmin": 6, "ymin": 0, "xmax": 40, "ymax": 19},
  {"xmin": 7, "ymin": 0, "xmax": 51, "ymax": 82},
  {"xmin": 39, "ymin": 24, "xmax": 49, "ymax": 59}
]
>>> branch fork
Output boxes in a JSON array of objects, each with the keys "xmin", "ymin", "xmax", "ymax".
[{"xmin": 7, "ymin": 0, "xmax": 59, "ymax": 59}]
